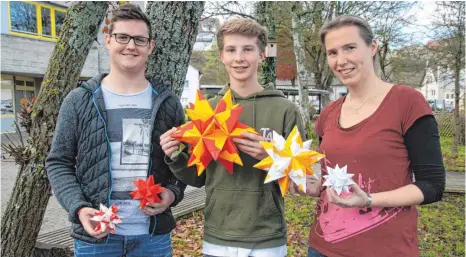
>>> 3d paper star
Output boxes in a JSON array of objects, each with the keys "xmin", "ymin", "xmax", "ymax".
[
  {"xmin": 172, "ymin": 90, "xmax": 215, "ymax": 175},
  {"xmin": 208, "ymin": 90, "xmax": 258, "ymax": 173},
  {"xmin": 253, "ymin": 126, "xmax": 325, "ymax": 196},
  {"xmin": 322, "ymin": 164, "xmax": 355, "ymax": 195},
  {"xmin": 129, "ymin": 175, "xmax": 166, "ymax": 208},
  {"xmin": 90, "ymin": 204, "xmax": 122, "ymax": 233},
  {"xmin": 172, "ymin": 90, "xmax": 257, "ymax": 175}
]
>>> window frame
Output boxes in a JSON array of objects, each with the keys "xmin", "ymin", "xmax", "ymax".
[
  {"xmin": 15, "ymin": 76, "xmax": 35, "ymax": 92},
  {"xmin": 8, "ymin": 1, "xmax": 67, "ymax": 42},
  {"xmin": 1, "ymin": 75, "xmax": 16, "ymax": 119},
  {"xmin": 53, "ymin": 9, "xmax": 66, "ymax": 38},
  {"xmin": 40, "ymin": 5, "xmax": 52, "ymax": 38}
]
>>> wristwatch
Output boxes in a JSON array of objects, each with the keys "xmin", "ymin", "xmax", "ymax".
[{"xmin": 364, "ymin": 191, "xmax": 372, "ymax": 208}]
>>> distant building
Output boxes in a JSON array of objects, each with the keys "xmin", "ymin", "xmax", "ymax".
[
  {"xmin": 1, "ymin": 1, "xmax": 110, "ymax": 133},
  {"xmin": 179, "ymin": 65, "xmax": 202, "ymax": 107},
  {"xmin": 417, "ymin": 64, "xmax": 465, "ymax": 111},
  {"xmin": 0, "ymin": 1, "xmax": 195, "ymax": 133}
]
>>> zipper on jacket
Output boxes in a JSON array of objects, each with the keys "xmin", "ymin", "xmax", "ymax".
[
  {"xmin": 149, "ymin": 135, "xmax": 157, "ymax": 238},
  {"xmin": 92, "ymin": 87, "xmax": 113, "ymax": 243},
  {"xmin": 149, "ymin": 88, "xmax": 157, "ymax": 238}
]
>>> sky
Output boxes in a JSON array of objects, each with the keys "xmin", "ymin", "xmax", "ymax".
[
  {"xmin": 203, "ymin": 1, "xmax": 439, "ymax": 47},
  {"xmin": 403, "ymin": 1, "xmax": 438, "ymax": 45}
]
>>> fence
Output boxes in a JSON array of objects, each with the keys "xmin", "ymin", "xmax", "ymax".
[
  {"xmin": 434, "ymin": 111, "xmax": 465, "ymax": 144},
  {"xmin": 308, "ymin": 111, "xmax": 464, "ymax": 145}
]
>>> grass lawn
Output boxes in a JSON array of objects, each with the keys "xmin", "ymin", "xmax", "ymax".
[
  {"xmin": 171, "ymin": 193, "xmax": 465, "ymax": 257},
  {"xmin": 440, "ymin": 137, "xmax": 465, "ymax": 172}
]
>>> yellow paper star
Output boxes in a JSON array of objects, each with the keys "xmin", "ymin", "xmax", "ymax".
[{"xmin": 254, "ymin": 126, "xmax": 325, "ymax": 196}]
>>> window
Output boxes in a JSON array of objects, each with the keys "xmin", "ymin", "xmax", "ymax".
[
  {"xmin": 181, "ymin": 97, "xmax": 188, "ymax": 103},
  {"xmin": 1, "ymin": 75, "xmax": 15, "ymax": 118},
  {"xmin": 446, "ymin": 94, "xmax": 449, "ymax": 99},
  {"xmin": 8, "ymin": 1, "xmax": 67, "ymax": 41},
  {"xmin": 184, "ymin": 80, "xmax": 189, "ymax": 88},
  {"xmin": 55, "ymin": 10, "xmax": 66, "ymax": 37},
  {"xmin": 41, "ymin": 7, "xmax": 51, "ymax": 36},
  {"xmin": 10, "ymin": 2, "xmax": 37, "ymax": 34},
  {"xmin": 431, "ymin": 90, "xmax": 435, "ymax": 96},
  {"xmin": 14, "ymin": 76, "xmax": 35, "ymax": 115}
]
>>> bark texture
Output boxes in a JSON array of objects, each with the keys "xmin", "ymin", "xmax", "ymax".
[{"xmin": 1, "ymin": 2, "xmax": 108, "ymax": 257}]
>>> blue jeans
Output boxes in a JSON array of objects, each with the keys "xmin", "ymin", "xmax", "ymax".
[
  {"xmin": 74, "ymin": 233, "xmax": 172, "ymax": 257},
  {"xmin": 308, "ymin": 246, "xmax": 326, "ymax": 257}
]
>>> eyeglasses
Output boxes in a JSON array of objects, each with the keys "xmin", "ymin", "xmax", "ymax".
[{"xmin": 111, "ymin": 33, "xmax": 150, "ymax": 46}]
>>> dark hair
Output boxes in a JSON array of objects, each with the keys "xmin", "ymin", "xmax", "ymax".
[
  {"xmin": 109, "ymin": 3, "xmax": 152, "ymax": 39},
  {"xmin": 216, "ymin": 18, "xmax": 268, "ymax": 53},
  {"xmin": 319, "ymin": 15, "xmax": 374, "ymax": 47}
]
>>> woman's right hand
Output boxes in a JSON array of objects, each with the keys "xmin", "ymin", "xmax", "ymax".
[{"xmin": 160, "ymin": 127, "xmax": 182, "ymax": 157}]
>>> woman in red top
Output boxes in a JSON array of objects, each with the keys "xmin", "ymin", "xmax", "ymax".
[{"xmin": 299, "ymin": 16, "xmax": 445, "ymax": 257}]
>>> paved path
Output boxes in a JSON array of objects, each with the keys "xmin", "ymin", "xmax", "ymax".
[{"xmin": 445, "ymin": 171, "xmax": 465, "ymax": 193}]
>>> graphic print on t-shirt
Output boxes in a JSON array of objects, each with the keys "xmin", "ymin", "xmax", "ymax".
[
  {"xmin": 121, "ymin": 118, "xmax": 151, "ymax": 165},
  {"xmin": 102, "ymin": 85, "xmax": 153, "ymax": 235},
  {"xmin": 316, "ymin": 154, "xmax": 410, "ymax": 243}
]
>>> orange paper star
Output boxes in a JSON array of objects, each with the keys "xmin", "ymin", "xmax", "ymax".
[
  {"xmin": 208, "ymin": 90, "xmax": 258, "ymax": 173},
  {"xmin": 129, "ymin": 175, "xmax": 166, "ymax": 208},
  {"xmin": 172, "ymin": 90, "xmax": 257, "ymax": 175}
]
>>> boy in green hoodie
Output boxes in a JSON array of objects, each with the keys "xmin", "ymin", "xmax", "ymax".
[{"xmin": 160, "ymin": 18, "xmax": 305, "ymax": 257}]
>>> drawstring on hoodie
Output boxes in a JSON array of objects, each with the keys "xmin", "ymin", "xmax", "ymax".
[{"xmin": 252, "ymin": 94, "xmax": 258, "ymax": 129}]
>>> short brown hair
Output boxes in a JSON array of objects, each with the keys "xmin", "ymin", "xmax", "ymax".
[
  {"xmin": 319, "ymin": 15, "xmax": 374, "ymax": 48},
  {"xmin": 109, "ymin": 3, "xmax": 152, "ymax": 38},
  {"xmin": 216, "ymin": 18, "xmax": 268, "ymax": 53}
]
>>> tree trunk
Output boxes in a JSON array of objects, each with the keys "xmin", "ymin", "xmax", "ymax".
[
  {"xmin": 451, "ymin": 57, "xmax": 461, "ymax": 156},
  {"xmin": 1, "ymin": 2, "xmax": 108, "ymax": 257},
  {"xmin": 292, "ymin": 5, "xmax": 310, "ymax": 126},
  {"xmin": 145, "ymin": 2, "xmax": 204, "ymax": 98},
  {"xmin": 255, "ymin": 2, "xmax": 277, "ymax": 87}
]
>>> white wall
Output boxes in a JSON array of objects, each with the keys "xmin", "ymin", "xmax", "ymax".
[
  {"xmin": 180, "ymin": 65, "xmax": 200, "ymax": 107},
  {"xmin": 418, "ymin": 67, "xmax": 465, "ymax": 109}
]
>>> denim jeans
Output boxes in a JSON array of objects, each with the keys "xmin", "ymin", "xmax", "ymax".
[
  {"xmin": 204, "ymin": 255, "xmax": 251, "ymax": 257},
  {"xmin": 74, "ymin": 233, "xmax": 172, "ymax": 257},
  {"xmin": 308, "ymin": 246, "xmax": 326, "ymax": 257}
]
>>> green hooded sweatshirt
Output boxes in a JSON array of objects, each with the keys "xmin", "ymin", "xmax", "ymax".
[{"xmin": 166, "ymin": 83, "xmax": 306, "ymax": 249}]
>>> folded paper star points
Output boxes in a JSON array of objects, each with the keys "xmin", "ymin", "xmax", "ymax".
[
  {"xmin": 129, "ymin": 175, "xmax": 166, "ymax": 208},
  {"xmin": 322, "ymin": 164, "xmax": 355, "ymax": 195},
  {"xmin": 90, "ymin": 204, "xmax": 123, "ymax": 233},
  {"xmin": 172, "ymin": 90, "xmax": 257, "ymax": 175},
  {"xmin": 254, "ymin": 126, "xmax": 325, "ymax": 196}
]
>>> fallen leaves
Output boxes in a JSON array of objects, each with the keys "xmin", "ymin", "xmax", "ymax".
[
  {"xmin": 172, "ymin": 212, "xmax": 204, "ymax": 257},
  {"xmin": 170, "ymin": 194, "xmax": 464, "ymax": 257}
]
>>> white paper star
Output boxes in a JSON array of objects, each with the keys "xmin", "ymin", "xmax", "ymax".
[
  {"xmin": 90, "ymin": 204, "xmax": 123, "ymax": 233},
  {"xmin": 322, "ymin": 164, "xmax": 355, "ymax": 195}
]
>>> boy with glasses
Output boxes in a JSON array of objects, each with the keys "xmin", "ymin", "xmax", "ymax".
[{"xmin": 46, "ymin": 4, "xmax": 185, "ymax": 256}]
